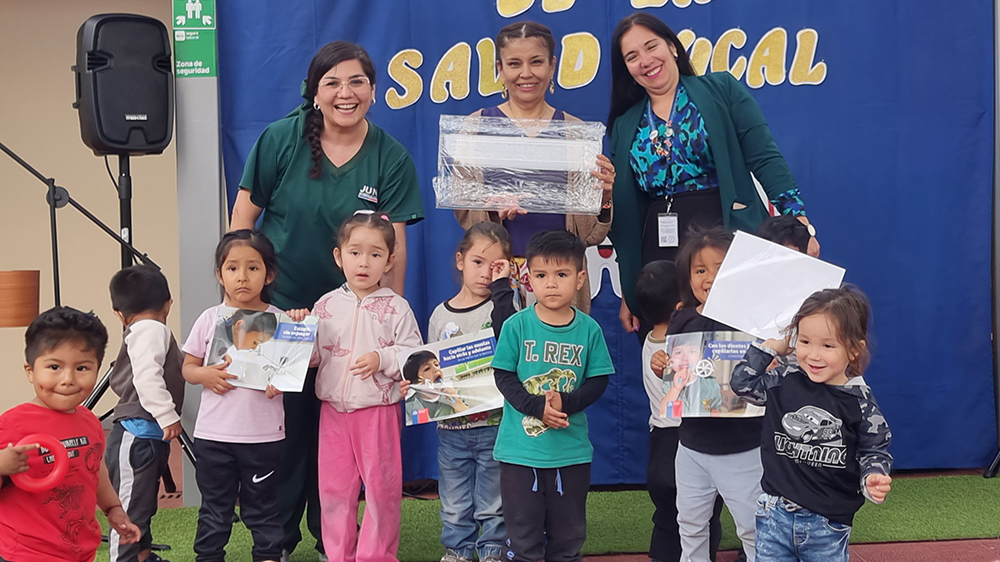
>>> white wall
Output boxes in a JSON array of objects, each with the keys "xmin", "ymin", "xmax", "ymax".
[{"xmin": 0, "ymin": 1, "xmax": 178, "ymax": 414}]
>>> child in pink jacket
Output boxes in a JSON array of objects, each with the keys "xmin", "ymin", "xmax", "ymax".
[{"xmin": 311, "ymin": 213, "xmax": 422, "ymax": 562}]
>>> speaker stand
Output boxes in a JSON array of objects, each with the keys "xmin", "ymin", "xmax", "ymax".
[
  {"xmin": 0, "ymin": 140, "xmax": 196, "ymax": 467},
  {"xmin": 118, "ymin": 154, "xmax": 133, "ymax": 267}
]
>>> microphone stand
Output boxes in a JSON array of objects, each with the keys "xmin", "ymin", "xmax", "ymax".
[{"xmin": 0, "ymin": 140, "xmax": 158, "ymax": 307}]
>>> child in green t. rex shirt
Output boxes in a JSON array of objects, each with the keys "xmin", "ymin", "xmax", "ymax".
[{"xmin": 491, "ymin": 229, "xmax": 615, "ymax": 562}]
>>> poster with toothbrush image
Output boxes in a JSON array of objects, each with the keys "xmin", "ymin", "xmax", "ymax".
[
  {"xmin": 659, "ymin": 331, "xmax": 766, "ymax": 419},
  {"xmin": 206, "ymin": 307, "xmax": 318, "ymax": 392},
  {"xmin": 398, "ymin": 330, "xmax": 504, "ymax": 425}
]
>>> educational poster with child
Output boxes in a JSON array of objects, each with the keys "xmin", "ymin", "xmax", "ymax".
[
  {"xmin": 660, "ymin": 331, "xmax": 766, "ymax": 419},
  {"xmin": 398, "ymin": 330, "xmax": 503, "ymax": 425},
  {"xmin": 206, "ymin": 307, "xmax": 317, "ymax": 392}
]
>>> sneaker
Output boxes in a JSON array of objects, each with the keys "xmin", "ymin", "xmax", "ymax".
[
  {"xmin": 318, "ymin": 553, "xmax": 329, "ymax": 562},
  {"xmin": 441, "ymin": 549, "xmax": 472, "ymax": 562},
  {"xmin": 279, "ymin": 550, "xmax": 291, "ymax": 562},
  {"xmin": 145, "ymin": 554, "xmax": 172, "ymax": 562},
  {"xmin": 481, "ymin": 555, "xmax": 504, "ymax": 562}
]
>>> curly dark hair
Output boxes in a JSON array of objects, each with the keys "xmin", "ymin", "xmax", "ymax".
[{"xmin": 25, "ymin": 307, "xmax": 108, "ymax": 365}]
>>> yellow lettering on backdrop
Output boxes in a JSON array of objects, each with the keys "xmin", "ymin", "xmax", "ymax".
[
  {"xmin": 542, "ymin": 0, "xmax": 575, "ymax": 12},
  {"xmin": 789, "ymin": 29, "xmax": 827, "ymax": 85},
  {"xmin": 677, "ymin": 29, "xmax": 695, "ymax": 49},
  {"xmin": 711, "ymin": 28, "xmax": 747, "ymax": 80},
  {"xmin": 747, "ymin": 28, "xmax": 787, "ymax": 89},
  {"xmin": 689, "ymin": 37, "xmax": 712, "ymax": 75},
  {"xmin": 557, "ymin": 32, "xmax": 600, "ymax": 89},
  {"xmin": 477, "ymin": 38, "xmax": 503, "ymax": 96},
  {"xmin": 497, "ymin": 0, "xmax": 533, "ymax": 17},
  {"xmin": 385, "ymin": 49, "xmax": 424, "ymax": 109},
  {"xmin": 430, "ymin": 42, "xmax": 472, "ymax": 103},
  {"xmin": 676, "ymin": 30, "xmax": 711, "ymax": 75}
]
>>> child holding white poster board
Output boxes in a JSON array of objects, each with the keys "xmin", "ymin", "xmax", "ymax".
[
  {"xmin": 731, "ymin": 286, "xmax": 892, "ymax": 562},
  {"xmin": 667, "ymin": 227, "xmax": 762, "ymax": 562}
]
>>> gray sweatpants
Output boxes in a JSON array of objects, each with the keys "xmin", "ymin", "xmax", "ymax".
[{"xmin": 675, "ymin": 444, "xmax": 762, "ymax": 562}]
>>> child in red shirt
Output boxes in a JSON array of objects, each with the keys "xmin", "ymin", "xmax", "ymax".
[{"xmin": 0, "ymin": 307, "xmax": 140, "ymax": 562}]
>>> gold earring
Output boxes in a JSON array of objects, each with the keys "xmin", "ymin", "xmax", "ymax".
[
  {"xmin": 549, "ymin": 78, "xmax": 555, "ymax": 94},
  {"xmin": 501, "ymin": 84, "xmax": 508, "ymax": 99}
]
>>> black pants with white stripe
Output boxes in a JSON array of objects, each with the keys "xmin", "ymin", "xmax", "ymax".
[
  {"xmin": 193, "ymin": 438, "xmax": 283, "ymax": 562},
  {"xmin": 105, "ymin": 422, "xmax": 171, "ymax": 562}
]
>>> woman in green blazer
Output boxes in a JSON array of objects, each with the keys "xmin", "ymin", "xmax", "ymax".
[{"xmin": 606, "ymin": 12, "xmax": 819, "ymax": 335}]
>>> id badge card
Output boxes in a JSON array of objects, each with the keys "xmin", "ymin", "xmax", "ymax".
[{"xmin": 658, "ymin": 213, "xmax": 679, "ymax": 247}]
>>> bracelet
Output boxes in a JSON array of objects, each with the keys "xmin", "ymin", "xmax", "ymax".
[{"xmin": 103, "ymin": 504, "xmax": 122, "ymax": 516}]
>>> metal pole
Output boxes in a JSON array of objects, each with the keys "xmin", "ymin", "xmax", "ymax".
[
  {"xmin": 118, "ymin": 154, "xmax": 133, "ymax": 268},
  {"xmin": 987, "ymin": 0, "xmax": 1000, "ymax": 478},
  {"xmin": 47, "ymin": 178, "xmax": 61, "ymax": 306}
]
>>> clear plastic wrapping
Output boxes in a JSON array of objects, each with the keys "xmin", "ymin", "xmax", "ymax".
[{"xmin": 433, "ymin": 114, "xmax": 608, "ymax": 215}]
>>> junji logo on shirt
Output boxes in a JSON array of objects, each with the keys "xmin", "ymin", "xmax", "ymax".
[{"xmin": 357, "ymin": 185, "xmax": 378, "ymax": 203}]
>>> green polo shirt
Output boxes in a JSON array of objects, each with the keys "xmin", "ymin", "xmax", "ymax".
[
  {"xmin": 239, "ymin": 106, "xmax": 424, "ymax": 310},
  {"xmin": 492, "ymin": 306, "xmax": 614, "ymax": 468}
]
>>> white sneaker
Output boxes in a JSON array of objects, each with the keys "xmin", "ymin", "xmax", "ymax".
[
  {"xmin": 440, "ymin": 549, "xmax": 472, "ymax": 562},
  {"xmin": 279, "ymin": 550, "xmax": 291, "ymax": 562},
  {"xmin": 318, "ymin": 553, "xmax": 329, "ymax": 562}
]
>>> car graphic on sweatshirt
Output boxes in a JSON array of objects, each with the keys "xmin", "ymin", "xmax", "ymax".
[{"xmin": 781, "ymin": 405, "xmax": 843, "ymax": 443}]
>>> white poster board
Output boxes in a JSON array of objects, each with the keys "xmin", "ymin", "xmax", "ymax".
[{"xmin": 702, "ymin": 231, "xmax": 845, "ymax": 340}]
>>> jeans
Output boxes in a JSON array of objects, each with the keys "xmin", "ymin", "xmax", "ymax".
[
  {"xmin": 437, "ymin": 426, "xmax": 504, "ymax": 560},
  {"xmin": 754, "ymin": 493, "xmax": 851, "ymax": 562}
]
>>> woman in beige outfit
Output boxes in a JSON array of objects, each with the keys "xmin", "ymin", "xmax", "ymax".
[{"xmin": 456, "ymin": 21, "xmax": 615, "ymax": 313}]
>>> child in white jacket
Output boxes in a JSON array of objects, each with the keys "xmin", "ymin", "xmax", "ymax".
[{"xmin": 310, "ymin": 212, "xmax": 422, "ymax": 562}]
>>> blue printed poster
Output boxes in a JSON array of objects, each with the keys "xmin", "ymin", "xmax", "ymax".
[
  {"xmin": 207, "ymin": 307, "xmax": 318, "ymax": 392},
  {"xmin": 398, "ymin": 330, "xmax": 502, "ymax": 425},
  {"xmin": 660, "ymin": 331, "xmax": 765, "ymax": 419}
]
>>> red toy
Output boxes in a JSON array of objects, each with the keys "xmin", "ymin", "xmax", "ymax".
[{"xmin": 10, "ymin": 434, "xmax": 68, "ymax": 493}]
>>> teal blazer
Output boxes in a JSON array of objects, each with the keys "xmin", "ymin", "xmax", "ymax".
[{"xmin": 608, "ymin": 71, "xmax": 800, "ymax": 313}]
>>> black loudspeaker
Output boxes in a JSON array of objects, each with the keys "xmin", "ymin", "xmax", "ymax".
[{"xmin": 73, "ymin": 14, "xmax": 174, "ymax": 156}]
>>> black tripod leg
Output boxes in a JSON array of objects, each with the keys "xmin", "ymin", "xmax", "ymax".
[
  {"xmin": 985, "ymin": 449, "xmax": 1000, "ymax": 478},
  {"xmin": 84, "ymin": 362, "xmax": 114, "ymax": 410},
  {"xmin": 178, "ymin": 429, "xmax": 197, "ymax": 466}
]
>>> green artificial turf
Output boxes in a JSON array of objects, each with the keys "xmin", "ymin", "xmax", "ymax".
[{"xmin": 95, "ymin": 475, "xmax": 1000, "ymax": 561}]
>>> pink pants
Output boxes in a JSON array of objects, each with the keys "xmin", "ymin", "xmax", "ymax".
[{"xmin": 319, "ymin": 402, "xmax": 403, "ymax": 562}]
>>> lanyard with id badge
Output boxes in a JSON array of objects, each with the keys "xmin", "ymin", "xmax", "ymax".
[
  {"xmin": 647, "ymin": 100, "xmax": 679, "ymax": 248},
  {"xmin": 658, "ymin": 197, "xmax": 678, "ymax": 248}
]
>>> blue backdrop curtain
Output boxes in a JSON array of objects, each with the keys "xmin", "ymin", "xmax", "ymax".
[{"xmin": 217, "ymin": 0, "xmax": 997, "ymax": 482}]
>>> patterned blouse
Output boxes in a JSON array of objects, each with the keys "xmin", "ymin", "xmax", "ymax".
[{"xmin": 629, "ymin": 83, "xmax": 806, "ymax": 216}]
